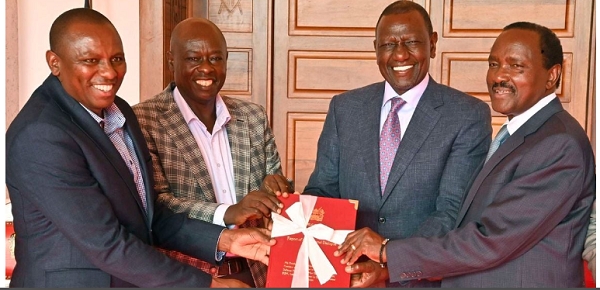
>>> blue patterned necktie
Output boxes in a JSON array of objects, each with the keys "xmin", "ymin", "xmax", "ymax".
[
  {"xmin": 485, "ymin": 125, "xmax": 510, "ymax": 163},
  {"xmin": 379, "ymin": 98, "xmax": 406, "ymax": 194}
]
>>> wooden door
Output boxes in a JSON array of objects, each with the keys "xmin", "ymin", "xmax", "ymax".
[
  {"xmin": 141, "ymin": 0, "xmax": 595, "ymax": 192},
  {"xmin": 270, "ymin": 0, "xmax": 595, "ymax": 192},
  {"xmin": 429, "ymin": 0, "xmax": 594, "ymax": 138}
]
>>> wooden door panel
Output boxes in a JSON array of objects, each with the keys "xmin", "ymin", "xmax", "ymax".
[
  {"xmin": 289, "ymin": 51, "xmax": 380, "ymax": 99},
  {"xmin": 272, "ymin": 0, "xmax": 594, "ymax": 192},
  {"xmin": 286, "ymin": 113, "xmax": 326, "ymax": 192},
  {"xmin": 443, "ymin": 0, "xmax": 573, "ymax": 38},
  {"xmin": 431, "ymin": 0, "xmax": 592, "ymax": 136},
  {"xmin": 186, "ymin": 0, "xmax": 271, "ymax": 107}
]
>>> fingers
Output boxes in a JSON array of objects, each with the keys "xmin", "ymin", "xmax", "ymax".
[
  {"xmin": 261, "ymin": 175, "xmax": 293, "ymax": 194},
  {"xmin": 335, "ymin": 237, "xmax": 361, "ymax": 265},
  {"xmin": 250, "ymin": 190, "xmax": 284, "ymax": 214},
  {"xmin": 253, "ymin": 244, "xmax": 271, "ymax": 266},
  {"xmin": 345, "ymin": 260, "xmax": 377, "ymax": 274},
  {"xmin": 273, "ymin": 175, "xmax": 293, "ymax": 193},
  {"xmin": 341, "ymin": 242, "xmax": 362, "ymax": 265},
  {"xmin": 347, "ymin": 261, "xmax": 385, "ymax": 288},
  {"xmin": 265, "ymin": 217, "xmax": 274, "ymax": 231},
  {"xmin": 335, "ymin": 228, "xmax": 384, "ymax": 264},
  {"xmin": 244, "ymin": 227, "xmax": 274, "ymax": 245},
  {"xmin": 236, "ymin": 191, "xmax": 283, "ymax": 221}
]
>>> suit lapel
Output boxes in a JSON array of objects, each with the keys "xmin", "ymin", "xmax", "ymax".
[
  {"xmin": 224, "ymin": 97, "xmax": 250, "ymax": 201},
  {"xmin": 356, "ymin": 83, "xmax": 386, "ymax": 198},
  {"xmin": 47, "ymin": 75, "xmax": 149, "ymax": 222},
  {"xmin": 455, "ymin": 98, "xmax": 564, "ymax": 225},
  {"xmin": 158, "ymin": 88, "xmax": 216, "ymax": 201},
  {"xmin": 381, "ymin": 81, "xmax": 443, "ymax": 202},
  {"xmin": 119, "ymin": 98, "xmax": 154, "ymax": 223}
]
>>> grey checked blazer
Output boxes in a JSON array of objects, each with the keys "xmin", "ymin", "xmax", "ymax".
[{"xmin": 133, "ymin": 83, "xmax": 283, "ymax": 287}]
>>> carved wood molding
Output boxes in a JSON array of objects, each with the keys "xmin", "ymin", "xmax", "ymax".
[{"xmin": 163, "ymin": 0, "xmax": 189, "ymax": 87}]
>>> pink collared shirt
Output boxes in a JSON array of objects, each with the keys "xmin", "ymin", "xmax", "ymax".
[{"xmin": 380, "ymin": 74, "xmax": 430, "ymax": 139}]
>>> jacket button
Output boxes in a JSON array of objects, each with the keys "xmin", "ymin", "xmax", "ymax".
[{"xmin": 378, "ymin": 217, "xmax": 386, "ymax": 223}]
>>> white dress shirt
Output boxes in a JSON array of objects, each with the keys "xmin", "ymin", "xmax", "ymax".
[
  {"xmin": 502, "ymin": 93, "xmax": 557, "ymax": 134},
  {"xmin": 173, "ymin": 87, "xmax": 236, "ymax": 227}
]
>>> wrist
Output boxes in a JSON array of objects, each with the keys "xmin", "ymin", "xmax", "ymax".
[
  {"xmin": 379, "ymin": 238, "xmax": 389, "ymax": 268},
  {"xmin": 217, "ymin": 229, "xmax": 232, "ymax": 252}
]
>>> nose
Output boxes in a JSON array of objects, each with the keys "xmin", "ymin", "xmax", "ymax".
[
  {"xmin": 195, "ymin": 59, "xmax": 214, "ymax": 73},
  {"xmin": 98, "ymin": 60, "xmax": 118, "ymax": 79},
  {"xmin": 489, "ymin": 64, "xmax": 510, "ymax": 83},
  {"xmin": 391, "ymin": 43, "xmax": 410, "ymax": 61}
]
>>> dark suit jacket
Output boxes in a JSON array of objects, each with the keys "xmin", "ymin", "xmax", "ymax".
[
  {"xmin": 304, "ymin": 79, "xmax": 492, "ymax": 287},
  {"xmin": 386, "ymin": 98, "xmax": 595, "ymax": 287},
  {"xmin": 6, "ymin": 75, "xmax": 227, "ymax": 287}
]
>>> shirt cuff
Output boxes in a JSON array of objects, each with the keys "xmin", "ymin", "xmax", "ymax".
[
  {"xmin": 215, "ymin": 228, "xmax": 226, "ymax": 262},
  {"xmin": 213, "ymin": 204, "xmax": 231, "ymax": 227}
]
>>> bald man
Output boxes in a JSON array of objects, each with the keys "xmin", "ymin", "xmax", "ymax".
[
  {"xmin": 133, "ymin": 17, "xmax": 290, "ymax": 287},
  {"xmin": 6, "ymin": 8, "xmax": 274, "ymax": 288}
]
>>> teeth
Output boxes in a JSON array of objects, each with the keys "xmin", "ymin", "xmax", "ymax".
[
  {"xmin": 393, "ymin": 65, "xmax": 413, "ymax": 71},
  {"xmin": 495, "ymin": 89, "xmax": 512, "ymax": 94},
  {"xmin": 93, "ymin": 85, "xmax": 112, "ymax": 92},
  {"xmin": 196, "ymin": 80, "xmax": 213, "ymax": 86}
]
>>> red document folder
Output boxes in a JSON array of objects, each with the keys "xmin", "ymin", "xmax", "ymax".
[
  {"xmin": 6, "ymin": 221, "xmax": 16, "ymax": 280},
  {"xmin": 266, "ymin": 194, "xmax": 358, "ymax": 288}
]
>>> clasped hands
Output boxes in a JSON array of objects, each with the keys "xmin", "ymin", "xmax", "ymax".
[
  {"xmin": 218, "ymin": 174, "xmax": 295, "ymax": 262},
  {"xmin": 223, "ymin": 174, "xmax": 294, "ymax": 226},
  {"xmin": 333, "ymin": 227, "xmax": 390, "ymax": 288},
  {"xmin": 211, "ymin": 174, "xmax": 294, "ymax": 288}
]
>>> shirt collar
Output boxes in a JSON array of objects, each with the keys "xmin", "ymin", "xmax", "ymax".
[
  {"xmin": 80, "ymin": 102, "xmax": 125, "ymax": 134},
  {"xmin": 382, "ymin": 74, "xmax": 429, "ymax": 109},
  {"xmin": 504, "ymin": 93, "xmax": 557, "ymax": 135},
  {"xmin": 173, "ymin": 86, "xmax": 231, "ymax": 129}
]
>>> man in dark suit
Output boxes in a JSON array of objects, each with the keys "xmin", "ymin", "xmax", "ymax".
[
  {"xmin": 302, "ymin": 1, "xmax": 491, "ymax": 287},
  {"xmin": 5, "ymin": 8, "xmax": 274, "ymax": 288},
  {"xmin": 336, "ymin": 21, "xmax": 595, "ymax": 288}
]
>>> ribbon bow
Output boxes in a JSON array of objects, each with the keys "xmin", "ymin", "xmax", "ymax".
[{"xmin": 271, "ymin": 195, "xmax": 351, "ymax": 287}]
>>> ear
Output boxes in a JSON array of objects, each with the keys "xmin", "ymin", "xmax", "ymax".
[
  {"xmin": 546, "ymin": 63, "xmax": 562, "ymax": 90},
  {"xmin": 46, "ymin": 50, "xmax": 60, "ymax": 76},
  {"xmin": 429, "ymin": 32, "xmax": 438, "ymax": 59},
  {"xmin": 167, "ymin": 51, "xmax": 175, "ymax": 72},
  {"xmin": 373, "ymin": 39, "xmax": 377, "ymax": 51}
]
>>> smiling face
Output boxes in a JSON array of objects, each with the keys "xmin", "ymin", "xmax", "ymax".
[
  {"xmin": 46, "ymin": 22, "xmax": 126, "ymax": 116},
  {"xmin": 169, "ymin": 18, "xmax": 227, "ymax": 106},
  {"xmin": 486, "ymin": 28, "xmax": 560, "ymax": 119},
  {"xmin": 374, "ymin": 10, "xmax": 437, "ymax": 96}
]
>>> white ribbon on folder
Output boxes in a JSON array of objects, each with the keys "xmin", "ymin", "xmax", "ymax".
[{"xmin": 270, "ymin": 195, "xmax": 352, "ymax": 287}]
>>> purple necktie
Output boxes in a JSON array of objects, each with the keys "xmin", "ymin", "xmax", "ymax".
[{"xmin": 380, "ymin": 97, "xmax": 406, "ymax": 194}]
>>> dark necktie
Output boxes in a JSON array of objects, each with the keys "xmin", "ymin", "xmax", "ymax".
[{"xmin": 485, "ymin": 125, "xmax": 509, "ymax": 163}]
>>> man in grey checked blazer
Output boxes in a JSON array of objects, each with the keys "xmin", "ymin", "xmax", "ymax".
[{"xmin": 133, "ymin": 18, "xmax": 290, "ymax": 287}]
